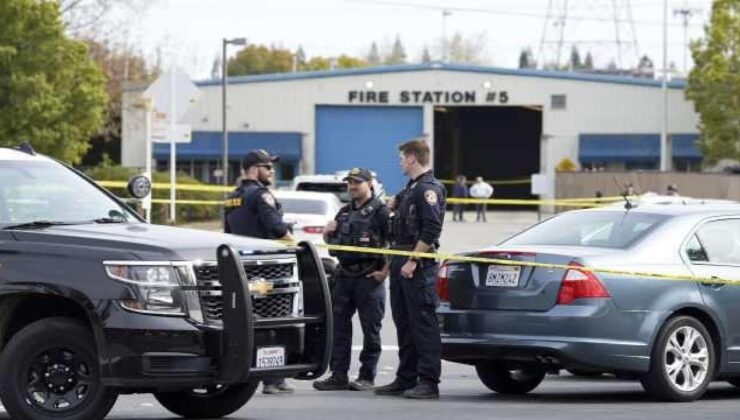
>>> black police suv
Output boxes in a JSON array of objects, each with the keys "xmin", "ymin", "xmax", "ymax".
[{"xmin": 0, "ymin": 145, "xmax": 331, "ymax": 420}]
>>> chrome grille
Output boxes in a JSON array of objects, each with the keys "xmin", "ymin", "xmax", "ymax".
[{"xmin": 193, "ymin": 259, "xmax": 298, "ymax": 323}]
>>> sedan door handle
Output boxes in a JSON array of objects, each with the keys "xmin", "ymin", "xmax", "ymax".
[{"xmin": 700, "ymin": 276, "xmax": 725, "ymax": 288}]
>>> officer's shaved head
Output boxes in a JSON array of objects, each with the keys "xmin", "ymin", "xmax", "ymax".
[{"xmin": 398, "ymin": 138, "xmax": 430, "ymax": 166}]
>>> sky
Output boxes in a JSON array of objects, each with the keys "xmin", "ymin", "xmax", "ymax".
[{"xmin": 114, "ymin": 0, "xmax": 712, "ymax": 80}]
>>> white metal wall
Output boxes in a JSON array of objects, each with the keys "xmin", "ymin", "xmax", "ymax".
[{"xmin": 122, "ymin": 68, "xmax": 698, "ymax": 199}]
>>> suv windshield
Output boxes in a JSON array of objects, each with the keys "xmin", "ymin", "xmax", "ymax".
[
  {"xmin": 0, "ymin": 160, "xmax": 138, "ymax": 227},
  {"xmin": 502, "ymin": 211, "xmax": 668, "ymax": 249}
]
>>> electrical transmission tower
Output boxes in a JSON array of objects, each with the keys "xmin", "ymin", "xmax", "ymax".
[{"xmin": 538, "ymin": 0, "xmax": 640, "ymax": 71}]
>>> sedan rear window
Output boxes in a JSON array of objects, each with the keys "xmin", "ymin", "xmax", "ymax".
[
  {"xmin": 280, "ymin": 198, "xmax": 329, "ymax": 215},
  {"xmin": 502, "ymin": 211, "xmax": 668, "ymax": 249}
]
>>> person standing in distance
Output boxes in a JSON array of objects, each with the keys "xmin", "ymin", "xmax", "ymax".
[
  {"xmin": 451, "ymin": 175, "xmax": 467, "ymax": 222},
  {"xmin": 374, "ymin": 138, "xmax": 446, "ymax": 400},
  {"xmin": 469, "ymin": 176, "xmax": 493, "ymax": 222},
  {"xmin": 313, "ymin": 168, "xmax": 390, "ymax": 392},
  {"xmin": 223, "ymin": 149, "xmax": 295, "ymax": 395}
]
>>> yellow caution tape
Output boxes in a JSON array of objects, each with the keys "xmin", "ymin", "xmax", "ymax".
[
  {"xmin": 447, "ymin": 198, "xmax": 602, "ymax": 208},
  {"xmin": 283, "ymin": 241, "xmax": 740, "ymax": 287},
  {"xmin": 131, "ymin": 197, "xmax": 605, "ymax": 207},
  {"xmin": 440, "ymin": 178, "xmax": 531, "ymax": 186},
  {"xmin": 97, "ymin": 181, "xmax": 232, "ymax": 193}
]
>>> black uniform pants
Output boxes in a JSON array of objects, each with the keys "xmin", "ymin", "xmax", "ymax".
[
  {"xmin": 389, "ymin": 256, "xmax": 441, "ymax": 386},
  {"xmin": 330, "ymin": 269, "xmax": 386, "ymax": 380}
]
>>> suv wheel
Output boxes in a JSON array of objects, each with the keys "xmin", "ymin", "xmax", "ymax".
[
  {"xmin": 640, "ymin": 316, "xmax": 714, "ymax": 402},
  {"xmin": 0, "ymin": 317, "xmax": 118, "ymax": 420},
  {"xmin": 154, "ymin": 381, "xmax": 259, "ymax": 418},
  {"xmin": 475, "ymin": 362, "xmax": 546, "ymax": 394}
]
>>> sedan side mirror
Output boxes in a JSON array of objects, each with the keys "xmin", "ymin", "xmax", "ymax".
[{"xmin": 127, "ymin": 175, "xmax": 152, "ymax": 199}]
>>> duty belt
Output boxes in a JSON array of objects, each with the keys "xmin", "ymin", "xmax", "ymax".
[{"xmin": 337, "ymin": 261, "xmax": 378, "ymax": 277}]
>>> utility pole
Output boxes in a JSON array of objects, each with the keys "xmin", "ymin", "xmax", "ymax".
[
  {"xmin": 660, "ymin": 0, "xmax": 671, "ymax": 172},
  {"xmin": 221, "ymin": 37, "xmax": 247, "ymax": 187},
  {"xmin": 673, "ymin": 7, "xmax": 700, "ymax": 74}
]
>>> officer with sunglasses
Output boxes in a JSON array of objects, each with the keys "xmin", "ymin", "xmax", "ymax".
[{"xmin": 224, "ymin": 149, "xmax": 295, "ymax": 394}]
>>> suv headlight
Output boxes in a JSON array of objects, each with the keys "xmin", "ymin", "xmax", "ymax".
[{"xmin": 105, "ymin": 262, "xmax": 202, "ymax": 321}]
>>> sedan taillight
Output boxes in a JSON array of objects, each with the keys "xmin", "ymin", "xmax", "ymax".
[
  {"xmin": 436, "ymin": 261, "xmax": 450, "ymax": 303},
  {"xmin": 557, "ymin": 262, "xmax": 610, "ymax": 305},
  {"xmin": 302, "ymin": 226, "xmax": 324, "ymax": 234}
]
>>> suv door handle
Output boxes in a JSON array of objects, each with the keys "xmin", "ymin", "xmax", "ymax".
[{"xmin": 700, "ymin": 276, "xmax": 725, "ymax": 288}]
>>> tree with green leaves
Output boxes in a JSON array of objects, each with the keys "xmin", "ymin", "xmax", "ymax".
[
  {"xmin": 686, "ymin": 0, "xmax": 740, "ymax": 164},
  {"xmin": 421, "ymin": 47, "xmax": 432, "ymax": 63},
  {"xmin": 227, "ymin": 44, "xmax": 293, "ymax": 76},
  {"xmin": 385, "ymin": 35, "xmax": 407, "ymax": 65},
  {"xmin": 81, "ymin": 38, "xmax": 158, "ymax": 167},
  {"xmin": 366, "ymin": 42, "xmax": 381, "ymax": 66},
  {"xmin": 0, "ymin": 0, "xmax": 107, "ymax": 164},
  {"xmin": 518, "ymin": 47, "xmax": 535, "ymax": 69},
  {"xmin": 569, "ymin": 46, "xmax": 582, "ymax": 70},
  {"xmin": 583, "ymin": 52, "xmax": 594, "ymax": 70}
]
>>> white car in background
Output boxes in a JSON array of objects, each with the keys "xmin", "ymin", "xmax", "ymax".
[
  {"xmin": 273, "ymin": 190, "xmax": 343, "ymax": 271},
  {"xmin": 291, "ymin": 171, "xmax": 386, "ymax": 203}
]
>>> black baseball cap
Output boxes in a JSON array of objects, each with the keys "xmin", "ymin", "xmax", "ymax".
[
  {"xmin": 343, "ymin": 167, "xmax": 373, "ymax": 183},
  {"xmin": 243, "ymin": 149, "xmax": 279, "ymax": 169}
]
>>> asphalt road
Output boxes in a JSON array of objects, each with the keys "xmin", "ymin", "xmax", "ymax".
[{"xmin": 7, "ymin": 211, "xmax": 740, "ymax": 419}]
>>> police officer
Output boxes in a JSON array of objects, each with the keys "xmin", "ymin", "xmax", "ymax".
[
  {"xmin": 374, "ymin": 138, "xmax": 446, "ymax": 400},
  {"xmin": 313, "ymin": 168, "xmax": 390, "ymax": 392},
  {"xmin": 224, "ymin": 149, "xmax": 295, "ymax": 395}
]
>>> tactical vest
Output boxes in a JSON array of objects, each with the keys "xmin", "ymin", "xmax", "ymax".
[
  {"xmin": 329, "ymin": 197, "xmax": 385, "ymax": 265},
  {"xmin": 224, "ymin": 182, "xmax": 283, "ymax": 239},
  {"xmin": 390, "ymin": 176, "xmax": 446, "ymax": 248}
]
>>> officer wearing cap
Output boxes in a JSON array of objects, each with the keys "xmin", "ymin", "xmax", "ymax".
[
  {"xmin": 224, "ymin": 149, "xmax": 295, "ymax": 394},
  {"xmin": 374, "ymin": 138, "xmax": 446, "ymax": 400},
  {"xmin": 313, "ymin": 168, "xmax": 390, "ymax": 392}
]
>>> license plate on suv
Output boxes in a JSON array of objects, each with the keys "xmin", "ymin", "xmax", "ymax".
[
  {"xmin": 485, "ymin": 265, "xmax": 521, "ymax": 287},
  {"xmin": 256, "ymin": 346, "xmax": 285, "ymax": 368}
]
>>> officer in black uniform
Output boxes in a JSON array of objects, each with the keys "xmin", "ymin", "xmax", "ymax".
[
  {"xmin": 374, "ymin": 138, "xmax": 446, "ymax": 400},
  {"xmin": 313, "ymin": 168, "xmax": 390, "ymax": 392},
  {"xmin": 224, "ymin": 149, "xmax": 295, "ymax": 395}
]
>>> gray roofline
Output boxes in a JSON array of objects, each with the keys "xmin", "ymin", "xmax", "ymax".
[{"xmin": 192, "ymin": 61, "xmax": 686, "ymax": 90}]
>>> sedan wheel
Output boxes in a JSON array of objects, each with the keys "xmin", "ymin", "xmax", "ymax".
[{"xmin": 641, "ymin": 316, "xmax": 714, "ymax": 402}]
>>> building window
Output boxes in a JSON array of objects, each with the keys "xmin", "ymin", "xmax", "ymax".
[{"xmin": 551, "ymin": 94, "xmax": 567, "ymax": 110}]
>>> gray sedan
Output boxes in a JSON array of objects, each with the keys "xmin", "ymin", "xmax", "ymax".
[{"xmin": 437, "ymin": 203, "xmax": 740, "ymax": 402}]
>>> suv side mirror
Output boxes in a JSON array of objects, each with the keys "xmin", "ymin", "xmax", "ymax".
[{"xmin": 127, "ymin": 175, "xmax": 152, "ymax": 199}]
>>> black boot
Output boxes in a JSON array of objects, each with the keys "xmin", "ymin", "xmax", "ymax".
[
  {"xmin": 349, "ymin": 377, "xmax": 374, "ymax": 391},
  {"xmin": 403, "ymin": 382, "xmax": 439, "ymax": 399},
  {"xmin": 373, "ymin": 379, "xmax": 414, "ymax": 396},
  {"xmin": 313, "ymin": 373, "xmax": 349, "ymax": 391}
]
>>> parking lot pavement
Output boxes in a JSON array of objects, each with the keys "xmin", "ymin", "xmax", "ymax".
[{"xmin": 45, "ymin": 210, "xmax": 736, "ymax": 419}]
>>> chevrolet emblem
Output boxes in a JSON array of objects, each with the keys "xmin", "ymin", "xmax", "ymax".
[{"xmin": 248, "ymin": 279, "xmax": 273, "ymax": 295}]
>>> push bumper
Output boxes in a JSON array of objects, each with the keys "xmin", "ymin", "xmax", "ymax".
[{"xmin": 101, "ymin": 241, "xmax": 332, "ymax": 390}]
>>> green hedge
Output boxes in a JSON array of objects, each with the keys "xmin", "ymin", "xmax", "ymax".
[{"xmin": 84, "ymin": 164, "xmax": 223, "ymax": 225}]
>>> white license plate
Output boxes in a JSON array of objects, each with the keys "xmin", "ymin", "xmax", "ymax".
[
  {"xmin": 485, "ymin": 265, "xmax": 521, "ymax": 287},
  {"xmin": 256, "ymin": 347, "xmax": 285, "ymax": 368}
]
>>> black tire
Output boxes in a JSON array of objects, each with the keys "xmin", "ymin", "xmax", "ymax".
[
  {"xmin": 475, "ymin": 362, "xmax": 546, "ymax": 394},
  {"xmin": 154, "ymin": 381, "xmax": 259, "ymax": 418},
  {"xmin": 640, "ymin": 316, "xmax": 715, "ymax": 402},
  {"xmin": 0, "ymin": 317, "xmax": 118, "ymax": 420}
]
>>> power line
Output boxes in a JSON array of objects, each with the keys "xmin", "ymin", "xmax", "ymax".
[{"xmin": 344, "ymin": 0, "xmax": 704, "ymax": 28}]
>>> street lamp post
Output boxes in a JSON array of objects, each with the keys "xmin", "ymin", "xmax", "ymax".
[{"xmin": 222, "ymin": 37, "xmax": 247, "ymax": 186}]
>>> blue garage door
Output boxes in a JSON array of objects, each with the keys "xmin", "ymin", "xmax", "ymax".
[{"xmin": 316, "ymin": 106, "xmax": 424, "ymax": 194}]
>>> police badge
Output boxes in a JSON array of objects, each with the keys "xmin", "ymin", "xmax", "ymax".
[{"xmin": 424, "ymin": 190, "xmax": 438, "ymax": 205}]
